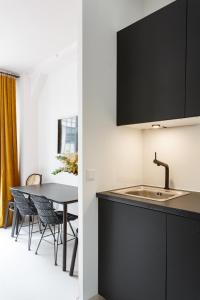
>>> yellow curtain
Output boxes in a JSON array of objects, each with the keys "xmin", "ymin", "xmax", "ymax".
[{"xmin": 0, "ymin": 75, "xmax": 19, "ymax": 227}]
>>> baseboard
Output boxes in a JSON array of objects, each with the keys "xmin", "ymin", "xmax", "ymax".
[{"xmin": 89, "ymin": 295, "xmax": 106, "ymax": 300}]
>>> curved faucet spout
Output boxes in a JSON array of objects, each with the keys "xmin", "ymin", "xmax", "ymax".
[{"xmin": 153, "ymin": 152, "xmax": 169, "ymax": 189}]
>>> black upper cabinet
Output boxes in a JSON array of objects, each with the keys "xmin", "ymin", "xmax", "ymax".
[
  {"xmin": 167, "ymin": 214, "xmax": 200, "ymax": 300},
  {"xmin": 117, "ymin": 0, "xmax": 187, "ymax": 125},
  {"xmin": 186, "ymin": 0, "xmax": 200, "ymax": 117}
]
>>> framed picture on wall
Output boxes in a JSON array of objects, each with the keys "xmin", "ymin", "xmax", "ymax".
[{"xmin": 57, "ymin": 116, "xmax": 78, "ymax": 154}]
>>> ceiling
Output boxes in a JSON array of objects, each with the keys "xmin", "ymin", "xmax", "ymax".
[{"xmin": 0, "ymin": 0, "xmax": 79, "ymax": 74}]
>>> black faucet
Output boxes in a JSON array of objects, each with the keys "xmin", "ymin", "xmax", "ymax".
[{"xmin": 153, "ymin": 152, "xmax": 169, "ymax": 190}]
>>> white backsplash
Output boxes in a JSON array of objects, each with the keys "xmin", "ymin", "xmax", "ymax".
[{"xmin": 143, "ymin": 125, "xmax": 200, "ymax": 192}]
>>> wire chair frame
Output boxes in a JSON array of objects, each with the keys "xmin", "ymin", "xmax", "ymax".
[
  {"xmin": 11, "ymin": 190, "xmax": 39, "ymax": 250},
  {"xmin": 31, "ymin": 195, "xmax": 63, "ymax": 265},
  {"xmin": 31, "ymin": 195, "xmax": 78, "ymax": 266},
  {"xmin": 4, "ymin": 173, "xmax": 42, "ymax": 231}
]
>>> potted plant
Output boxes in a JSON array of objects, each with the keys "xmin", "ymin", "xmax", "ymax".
[{"xmin": 52, "ymin": 153, "xmax": 78, "ymax": 176}]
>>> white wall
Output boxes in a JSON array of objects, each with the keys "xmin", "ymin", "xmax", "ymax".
[
  {"xmin": 17, "ymin": 46, "xmax": 78, "ymax": 186},
  {"xmin": 143, "ymin": 125, "xmax": 200, "ymax": 192},
  {"xmin": 17, "ymin": 75, "xmax": 39, "ymax": 184},
  {"xmin": 81, "ymin": 1, "xmax": 144, "ymax": 299},
  {"xmin": 37, "ymin": 50, "xmax": 78, "ymax": 188},
  {"xmin": 143, "ymin": 0, "xmax": 175, "ymax": 16}
]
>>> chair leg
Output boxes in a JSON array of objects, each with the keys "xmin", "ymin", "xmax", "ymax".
[
  {"xmin": 28, "ymin": 216, "xmax": 31, "ymax": 250},
  {"xmin": 55, "ymin": 225, "xmax": 60, "ymax": 266},
  {"xmin": 28, "ymin": 216, "xmax": 34, "ymax": 251},
  {"xmin": 35, "ymin": 224, "xmax": 47, "ymax": 255},
  {"xmin": 53, "ymin": 225, "xmax": 57, "ymax": 266},
  {"xmin": 69, "ymin": 221, "xmax": 76, "ymax": 237},
  {"xmin": 15, "ymin": 211, "xmax": 20, "ymax": 235},
  {"xmin": 60, "ymin": 224, "xmax": 63, "ymax": 244},
  {"xmin": 48, "ymin": 224, "xmax": 59, "ymax": 266},
  {"xmin": 11, "ymin": 204, "xmax": 18, "ymax": 237},
  {"xmin": 48, "ymin": 225, "xmax": 57, "ymax": 242},
  {"xmin": 4, "ymin": 206, "xmax": 10, "ymax": 229},
  {"xmin": 38, "ymin": 218, "xmax": 42, "ymax": 234},
  {"xmin": 69, "ymin": 229, "xmax": 78, "ymax": 276},
  {"xmin": 15, "ymin": 216, "xmax": 24, "ymax": 242}
]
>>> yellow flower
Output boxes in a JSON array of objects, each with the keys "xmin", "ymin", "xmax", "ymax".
[{"xmin": 52, "ymin": 153, "xmax": 78, "ymax": 176}]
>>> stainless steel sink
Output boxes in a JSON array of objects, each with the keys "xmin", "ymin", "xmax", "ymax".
[{"xmin": 111, "ymin": 185, "xmax": 189, "ymax": 202}]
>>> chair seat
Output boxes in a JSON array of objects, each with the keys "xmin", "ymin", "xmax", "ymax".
[{"xmin": 56, "ymin": 211, "xmax": 78, "ymax": 222}]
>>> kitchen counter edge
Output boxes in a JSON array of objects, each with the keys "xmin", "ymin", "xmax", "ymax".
[{"xmin": 97, "ymin": 190, "xmax": 200, "ymax": 221}]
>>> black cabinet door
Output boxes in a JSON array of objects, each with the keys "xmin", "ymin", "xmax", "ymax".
[
  {"xmin": 186, "ymin": 0, "xmax": 200, "ymax": 117},
  {"xmin": 167, "ymin": 214, "xmax": 200, "ymax": 300},
  {"xmin": 99, "ymin": 199, "xmax": 166, "ymax": 300},
  {"xmin": 117, "ymin": 0, "xmax": 186, "ymax": 125}
]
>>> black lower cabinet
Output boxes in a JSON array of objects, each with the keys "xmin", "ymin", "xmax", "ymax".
[
  {"xmin": 98, "ymin": 199, "xmax": 166, "ymax": 300},
  {"xmin": 167, "ymin": 214, "xmax": 200, "ymax": 300}
]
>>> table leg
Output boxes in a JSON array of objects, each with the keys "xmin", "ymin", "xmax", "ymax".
[
  {"xmin": 62, "ymin": 203, "xmax": 68, "ymax": 271},
  {"xmin": 69, "ymin": 229, "xmax": 78, "ymax": 276}
]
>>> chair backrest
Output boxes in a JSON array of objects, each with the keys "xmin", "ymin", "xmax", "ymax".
[
  {"xmin": 11, "ymin": 190, "xmax": 37, "ymax": 216},
  {"xmin": 31, "ymin": 195, "xmax": 60, "ymax": 225},
  {"xmin": 26, "ymin": 174, "xmax": 42, "ymax": 186}
]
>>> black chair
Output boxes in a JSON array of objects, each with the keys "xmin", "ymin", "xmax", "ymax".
[
  {"xmin": 4, "ymin": 173, "xmax": 42, "ymax": 231},
  {"xmin": 11, "ymin": 190, "xmax": 38, "ymax": 250},
  {"xmin": 31, "ymin": 195, "xmax": 78, "ymax": 266}
]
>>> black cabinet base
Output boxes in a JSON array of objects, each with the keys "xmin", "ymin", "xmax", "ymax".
[{"xmin": 99, "ymin": 199, "xmax": 166, "ymax": 300}]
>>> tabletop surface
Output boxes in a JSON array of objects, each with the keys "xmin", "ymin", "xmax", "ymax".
[{"xmin": 11, "ymin": 183, "xmax": 78, "ymax": 204}]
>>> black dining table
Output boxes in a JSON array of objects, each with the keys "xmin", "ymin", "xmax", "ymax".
[{"xmin": 11, "ymin": 183, "xmax": 78, "ymax": 272}]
